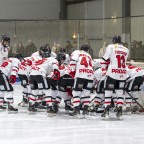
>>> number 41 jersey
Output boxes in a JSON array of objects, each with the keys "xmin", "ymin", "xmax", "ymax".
[
  {"xmin": 103, "ymin": 44, "xmax": 129, "ymax": 80},
  {"xmin": 70, "ymin": 50, "xmax": 94, "ymax": 80}
]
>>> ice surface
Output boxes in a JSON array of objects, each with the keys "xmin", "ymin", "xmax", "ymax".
[{"xmin": 0, "ymin": 85, "xmax": 144, "ymax": 144}]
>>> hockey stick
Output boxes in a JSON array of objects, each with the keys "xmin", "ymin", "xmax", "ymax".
[{"xmin": 126, "ymin": 91, "xmax": 144, "ymax": 111}]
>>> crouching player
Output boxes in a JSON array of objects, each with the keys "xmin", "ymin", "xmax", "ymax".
[
  {"xmin": 0, "ymin": 54, "xmax": 23, "ymax": 112},
  {"xmin": 53, "ymin": 53, "xmax": 74, "ymax": 113}
]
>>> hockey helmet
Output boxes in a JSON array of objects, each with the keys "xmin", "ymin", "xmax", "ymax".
[
  {"xmin": 1, "ymin": 35, "xmax": 10, "ymax": 46},
  {"xmin": 15, "ymin": 54, "xmax": 24, "ymax": 61},
  {"xmin": 56, "ymin": 53, "xmax": 66, "ymax": 65},
  {"xmin": 80, "ymin": 44, "xmax": 90, "ymax": 52},
  {"xmin": 60, "ymin": 48, "xmax": 66, "ymax": 53},
  {"xmin": 112, "ymin": 35, "xmax": 121, "ymax": 44},
  {"xmin": 39, "ymin": 45, "xmax": 51, "ymax": 58}
]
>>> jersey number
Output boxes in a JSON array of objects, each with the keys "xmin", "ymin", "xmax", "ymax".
[
  {"xmin": 116, "ymin": 55, "xmax": 126, "ymax": 68},
  {"xmin": 80, "ymin": 57, "xmax": 92, "ymax": 67}
]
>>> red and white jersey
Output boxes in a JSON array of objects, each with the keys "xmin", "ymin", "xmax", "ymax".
[
  {"xmin": 31, "ymin": 52, "xmax": 42, "ymax": 61},
  {"xmin": 103, "ymin": 44, "xmax": 129, "ymax": 80},
  {"xmin": 126, "ymin": 65, "xmax": 144, "ymax": 80},
  {"xmin": 18, "ymin": 57, "xmax": 32, "ymax": 76},
  {"xmin": 58, "ymin": 64, "xmax": 72, "ymax": 77},
  {"xmin": 0, "ymin": 58, "xmax": 20, "ymax": 77},
  {"xmin": 0, "ymin": 43, "xmax": 9, "ymax": 64},
  {"xmin": 70, "ymin": 50, "xmax": 94, "ymax": 80},
  {"xmin": 30, "ymin": 57, "xmax": 58, "ymax": 76},
  {"xmin": 94, "ymin": 68, "xmax": 107, "ymax": 82}
]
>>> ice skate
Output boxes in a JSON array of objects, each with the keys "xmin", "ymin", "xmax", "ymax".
[
  {"xmin": 101, "ymin": 106, "xmax": 110, "ymax": 120},
  {"xmin": 65, "ymin": 104, "xmax": 73, "ymax": 114},
  {"xmin": 47, "ymin": 106, "xmax": 56, "ymax": 117},
  {"xmin": 28, "ymin": 103, "xmax": 37, "ymax": 114},
  {"xmin": 53, "ymin": 102, "xmax": 59, "ymax": 113},
  {"xmin": 116, "ymin": 106, "xmax": 123, "ymax": 120},
  {"xmin": 35, "ymin": 102, "xmax": 47, "ymax": 110},
  {"xmin": 18, "ymin": 97, "xmax": 28, "ymax": 107},
  {"xmin": 82, "ymin": 105, "xmax": 89, "ymax": 115},
  {"xmin": 69, "ymin": 106, "xmax": 80, "ymax": 118},
  {"xmin": 132, "ymin": 105, "xmax": 139, "ymax": 114},
  {"xmin": 0, "ymin": 105, "xmax": 6, "ymax": 111},
  {"xmin": 8, "ymin": 103, "xmax": 18, "ymax": 114},
  {"xmin": 89, "ymin": 105, "xmax": 99, "ymax": 116}
]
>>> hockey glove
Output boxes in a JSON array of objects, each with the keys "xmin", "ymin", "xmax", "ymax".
[
  {"xmin": 9, "ymin": 75, "xmax": 16, "ymax": 84},
  {"xmin": 52, "ymin": 69, "xmax": 60, "ymax": 80}
]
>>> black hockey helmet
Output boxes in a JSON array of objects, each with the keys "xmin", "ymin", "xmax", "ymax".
[
  {"xmin": 15, "ymin": 54, "xmax": 24, "ymax": 61},
  {"xmin": 56, "ymin": 53, "xmax": 66, "ymax": 65},
  {"xmin": 60, "ymin": 48, "xmax": 66, "ymax": 53},
  {"xmin": 112, "ymin": 35, "xmax": 121, "ymax": 44},
  {"xmin": 39, "ymin": 44, "xmax": 51, "ymax": 58},
  {"xmin": 2, "ymin": 35, "xmax": 10, "ymax": 43},
  {"xmin": 80, "ymin": 44, "xmax": 90, "ymax": 52}
]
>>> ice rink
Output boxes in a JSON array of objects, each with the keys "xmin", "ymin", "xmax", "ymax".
[{"xmin": 0, "ymin": 84, "xmax": 144, "ymax": 144}]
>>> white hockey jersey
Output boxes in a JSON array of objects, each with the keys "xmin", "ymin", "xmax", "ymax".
[
  {"xmin": 31, "ymin": 51, "xmax": 56, "ymax": 61},
  {"xmin": 126, "ymin": 65, "xmax": 144, "ymax": 81},
  {"xmin": 58, "ymin": 64, "xmax": 73, "ymax": 77},
  {"xmin": 30, "ymin": 57, "xmax": 59, "ymax": 76},
  {"xmin": 0, "ymin": 43, "xmax": 9, "ymax": 64},
  {"xmin": 103, "ymin": 44, "xmax": 129, "ymax": 80},
  {"xmin": 18, "ymin": 57, "xmax": 32, "ymax": 76},
  {"xmin": 70, "ymin": 50, "xmax": 94, "ymax": 80},
  {"xmin": 0, "ymin": 58, "xmax": 20, "ymax": 77},
  {"xmin": 93, "ymin": 68, "xmax": 107, "ymax": 87}
]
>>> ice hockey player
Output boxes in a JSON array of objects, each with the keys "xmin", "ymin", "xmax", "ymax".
[
  {"xmin": 101, "ymin": 35, "xmax": 129, "ymax": 120},
  {"xmin": 59, "ymin": 48, "xmax": 70, "ymax": 65},
  {"xmin": 30, "ymin": 45, "xmax": 55, "ymax": 108},
  {"xmin": 69, "ymin": 44, "xmax": 94, "ymax": 117},
  {"xmin": 28, "ymin": 47, "xmax": 60, "ymax": 115},
  {"xmin": 18, "ymin": 57, "xmax": 32, "ymax": 107},
  {"xmin": 0, "ymin": 54, "xmax": 23, "ymax": 112},
  {"xmin": 31, "ymin": 43, "xmax": 56, "ymax": 60},
  {"xmin": 125, "ymin": 64, "xmax": 144, "ymax": 114},
  {"xmin": 53, "ymin": 53, "xmax": 74, "ymax": 113},
  {"xmin": 0, "ymin": 35, "xmax": 10, "ymax": 64},
  {"xmin": 90, "ymin": 62, "xmax": 107, "ymax": 114}
]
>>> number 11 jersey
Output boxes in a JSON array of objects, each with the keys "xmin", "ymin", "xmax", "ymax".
[{"xmin": 103, "ymin": 44, "xmax": 129, "ymax": 80}]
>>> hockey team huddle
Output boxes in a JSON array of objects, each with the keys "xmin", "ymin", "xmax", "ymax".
[{"xmin": 0, "ymin": 35, "xmax": 144, "ymax": 120}]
